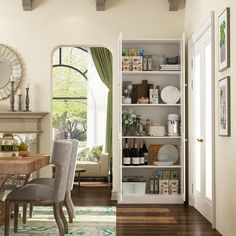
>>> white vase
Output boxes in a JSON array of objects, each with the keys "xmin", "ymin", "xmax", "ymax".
[{"xmin": 123, "ymin": 97, "xmax": 131, "ymax": 104}]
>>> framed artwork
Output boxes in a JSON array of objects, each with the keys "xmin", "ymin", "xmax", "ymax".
[
  {"xmin": 218, "ymin": 76, "xmax": 230, "ymax": 136},
  {"xmin": 218, "ymin": 7, "xmax": 230, "ymax": 71}
]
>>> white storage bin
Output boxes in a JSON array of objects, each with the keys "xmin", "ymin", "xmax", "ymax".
[{"xmin": 123, "ymin": 182, "xmax": 146, "ymax": 196}]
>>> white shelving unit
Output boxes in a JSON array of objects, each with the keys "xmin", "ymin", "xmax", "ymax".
[
  {"xmin": 122, "ymin": 165, "xmax": 182, "ymax": 169},
  {"xmin": 117, "ymin": 36, "xmax": 185, "ymax": 204}
]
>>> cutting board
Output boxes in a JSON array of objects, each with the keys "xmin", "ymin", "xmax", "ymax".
[{"xmin": 148, "ymin": 144, "xmax": 163, "ymax": 164}]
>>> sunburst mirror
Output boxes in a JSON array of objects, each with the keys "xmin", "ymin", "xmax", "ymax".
[{"xmin": 0, "ymin": 44, "xmax": 23, "ymax": 100}]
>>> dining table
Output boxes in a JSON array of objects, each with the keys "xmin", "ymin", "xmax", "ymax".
[{"xmin": 0, "ymin": 154, "xmax": 50, "ymax": 225}]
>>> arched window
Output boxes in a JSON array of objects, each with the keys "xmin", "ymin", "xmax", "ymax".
[{"xmin": 52, "ymin": 47, "xmax": 88, "ymax": 147}]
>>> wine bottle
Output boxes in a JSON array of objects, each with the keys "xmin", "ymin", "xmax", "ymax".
[
  {"xmin": 132, "ymin": 142, "xmax": 140, "ymax": 166},
  {"xmin": 139, "ymin": 142, "xmax": 145, "ymax": 165},
  {"xmin": 123, "ymin": 139, "xmax": 131, "ymax": 166},
  {"xmin": 143, "ymin": 141, "xmax": 149, "ymax": 165},
  {"xmin": 150, "ymin": 175, "xmax": 154, "ymax": 194}
]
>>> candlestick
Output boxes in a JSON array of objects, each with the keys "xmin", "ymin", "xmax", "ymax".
[
  {"xmin": 9, "ymin": 80, "xmax": 15, "ymax": 112},
  {"xmin": 18, "ymin": 94, "xmax": 22, "ymax": 111},
  {"xmin": 24, "ymin": 87, "xmax": 31, "ymax": 112},
  {"xmin": 10, "ymin": 76, "xmax": 15, "ymax": 82},
  {"xmin": 26, "ymin": 83, "xmax": 29, "ymax": 89},
  {"xmin": 17, "ymin": 88, "xmax": 22, "ymax": 95}
]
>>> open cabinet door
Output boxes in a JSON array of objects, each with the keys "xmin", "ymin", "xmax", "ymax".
[
  {"xmin": 117, "ymin": 32, "xmax": 123, "ymax": 202},
  {"xmin": 181, "ymin": 33, "xmax": 186, "ymax": 202}
]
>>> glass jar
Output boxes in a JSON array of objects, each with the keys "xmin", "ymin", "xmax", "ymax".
[{"xmin": 0, "ymin": 133, "xmax": 19, "ymax": 151}]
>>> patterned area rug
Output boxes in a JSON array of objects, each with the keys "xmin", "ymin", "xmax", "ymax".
[{"xmin": 0, "ymin": 206, "xmax": 116, "ymax": 236}]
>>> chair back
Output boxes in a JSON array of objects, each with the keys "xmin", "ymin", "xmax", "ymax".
[
  {"xmin": 51, "ymin": 140, "xmax": 72, "ymax": 202},
  {"xmin": 66, "ymin": 139, "xmax": 79, "ymax": 191}
]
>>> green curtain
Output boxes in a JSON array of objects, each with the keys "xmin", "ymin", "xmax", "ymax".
[{"xmin": 90, "ymin": 47, "xmax": 113, "ymax": 157}]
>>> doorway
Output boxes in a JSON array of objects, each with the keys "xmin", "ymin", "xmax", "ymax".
[
  {"xmin": 51, "ymin": 46, "xmax": 112, "ymax": 187},
  {"xmin": 188, "ymin": 13, "xmax": 215, "ymax": 224}
]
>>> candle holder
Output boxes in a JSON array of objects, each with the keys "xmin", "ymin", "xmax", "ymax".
[
  {"xmin": 24, "ymin": 87, "xmax": 31, "ymax": 112},
  {"xmin": 18, "ymin": 94, "xmax": 22, "ymax": 111},
  {"xmin": 9, "ymin": 81, "xmax": 15, "ymax": 112}
]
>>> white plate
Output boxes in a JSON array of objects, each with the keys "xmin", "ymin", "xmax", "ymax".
[
  {"xmin": 153, "ymin": 161, "xmax": 174, "ymax": 166},
  {"xmin": 161, "ymin": 86, "xmax": 180, "ymax": 104},
  {"xmin": 158, "ymin": 144, "xmax": 179, "ymax": 163}
]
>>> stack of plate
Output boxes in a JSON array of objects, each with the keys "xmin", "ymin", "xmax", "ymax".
[
  {"xmin": 153, "ymin": 144, "xmax": 179, "ymax": 166},
  {"xmin": 161, "ymin": 86, "xmax": 180, "ymax": 104}
]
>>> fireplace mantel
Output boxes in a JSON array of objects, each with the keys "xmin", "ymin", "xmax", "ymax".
[{"xmin": 0, "ymin": 111, "xmax": 49, "ymax": 133}]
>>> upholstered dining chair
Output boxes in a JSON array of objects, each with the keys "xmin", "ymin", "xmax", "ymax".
[
  {"xmin": 4, "ymin": 140, "xmax": 73, "ymax": 236},
  {"xmin": 28, "ymin": 139, "xmax": 79, "ymax": 223}
]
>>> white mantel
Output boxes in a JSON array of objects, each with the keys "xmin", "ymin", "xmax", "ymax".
[
  {"xmin": 0, "ymin": 111, "xmax": 50, "ymax": 178},
  {"xmin": 0, "ymin": 111, "xmax": 49, "ymax": 153}
]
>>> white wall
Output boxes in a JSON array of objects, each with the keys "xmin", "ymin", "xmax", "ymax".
[
  {"xmin": 0, "ymin": 0, "xmax": 184, "ymax": 197},
  {"xmin": 185, "ymin": 1, "xmax": 236, "ymax": 235}
]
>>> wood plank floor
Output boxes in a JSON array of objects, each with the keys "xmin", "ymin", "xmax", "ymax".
[{"xmin": 72, "ymin": 184, "xmax": 221, "ymax": 236}]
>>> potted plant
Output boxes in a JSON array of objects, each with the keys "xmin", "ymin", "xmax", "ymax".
[{"xmin": 122, "ymin": 109, "xmax": 141, "ymax": 136}]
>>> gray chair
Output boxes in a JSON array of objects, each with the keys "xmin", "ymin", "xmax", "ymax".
[
  {"xmin": 4, "ymin": 140, "xmax": 73, "ymax": 236},
  {"xmin": 28, "ymin": 139, "xmax": 79, "ymax": 223}
]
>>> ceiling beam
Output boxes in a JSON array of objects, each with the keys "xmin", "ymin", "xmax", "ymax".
[
  {"xmin": 168, "ymin": 0, "xmax": 179, "ymax": 11},
  {"xmin": 96, "ymin": 0, "xmax": 106, "ymax": 11},
  {"xmin": 22, "ymin": 0, "xmax": 33, "ymax": 11}
]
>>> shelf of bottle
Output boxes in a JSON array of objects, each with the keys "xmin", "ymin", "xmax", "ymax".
[
  {"xmin": 122, "ymin": 71, "xmax": 181, "ymax": 76},
  {"xmin": 122, "ymin": 136, "xmax": 181, "ymax": 139},
  {"xmin": 122, "ymin": 104, "xmax": 181, "ymax": 107},
  {"xmin": 122, "ymin": 165, "xmax": 181, "ymax": 169},
  {"xmin": 119, "ymin": 194, "xmax": 183, "ymax": 204}
]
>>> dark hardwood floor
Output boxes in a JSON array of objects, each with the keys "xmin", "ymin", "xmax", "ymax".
[{"xmin": 72, "ymin": 183, "xmax": 221, "ymax": 236}]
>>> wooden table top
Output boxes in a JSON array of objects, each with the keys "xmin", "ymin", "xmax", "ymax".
[{"xmin": 0, "ymin": 154, "xmax": 50, "ymax": 175}]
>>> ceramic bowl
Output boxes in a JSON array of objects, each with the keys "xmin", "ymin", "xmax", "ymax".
[{"xmin": 19, "ymin": 151, "xmax": 30, "ymax": 157}]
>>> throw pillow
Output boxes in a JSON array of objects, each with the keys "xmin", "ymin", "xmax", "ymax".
[
  {"xmin": 87, "ymin": 145, "xmax": 103, "ymax": 162},
  {"xmin": 77, "ymin": 147, "xmax": 90, "ymax": 161},
  {"xmin": 77, "ymin": 145, "xmax": 103, "ymax": 162}
]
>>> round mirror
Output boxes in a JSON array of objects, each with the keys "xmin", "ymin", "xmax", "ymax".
[{"xmin": 0, "ymin": 44, "xmax": 23, "ymax": 100}]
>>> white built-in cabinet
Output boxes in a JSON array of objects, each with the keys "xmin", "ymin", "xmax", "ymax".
[{"xmin": 117, "ymin": 34, "xmax": 186, "ymax": 204}]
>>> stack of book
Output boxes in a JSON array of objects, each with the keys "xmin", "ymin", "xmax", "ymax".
[{"xmin": 160, "ymin": 64, "xmax": 181, "ymax": 71}]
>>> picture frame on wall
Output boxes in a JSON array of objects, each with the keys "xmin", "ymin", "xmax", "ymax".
[
  {"xmin": 218, "ymin": 76, "xmax": 230, "ymax": 136},
  {"xmin": 218, "ymin": 7, "xmax": 230, "ymax": 71}
]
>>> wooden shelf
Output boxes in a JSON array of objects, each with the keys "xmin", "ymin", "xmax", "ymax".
[
  {"xmin": 122, "ymin": 71, "xmax": 181, "ymax": 76},
  {"xmin": 122, "ymin": 165, "xmax": 181, "ymax": 169}
]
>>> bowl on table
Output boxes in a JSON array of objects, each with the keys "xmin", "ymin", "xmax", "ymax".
[{"xmin": 19, "ymin": 151, "xmax": 31, "ymax": 157}]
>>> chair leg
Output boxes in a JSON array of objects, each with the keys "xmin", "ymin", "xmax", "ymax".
[
  {"xmin": 65, "ymin": 190, "xmax": 75, "ymax": 223},
  {"xmin": 14, "ymin": 204, "xmax": 19, "ymax": 233},
  {"xmin": 59, "ymin": 202, "xmax": 68, "ymax": 234},
  {"xmin": 29, "ymin": 203, "xmax": 33, "ymax": 218},
  {"xmin": 53, "ymin": 202, "xmax": 65, "ymax": 236},
  {"xmin": 23, "ymin": 203, "xmax": 27, "ymax": 224},
  {"xmin": 4, "ymin": 200, "xmax": 10, "ymax": 236}
]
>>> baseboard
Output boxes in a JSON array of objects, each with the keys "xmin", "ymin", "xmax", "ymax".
[{"xmin": 111, "ymin": 191, "xmax": 118, "ymax": 200}]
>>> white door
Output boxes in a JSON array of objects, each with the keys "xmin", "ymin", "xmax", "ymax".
[{"xmin": 189, "ymin": 14, "xmax": 215, "ymax": 224}]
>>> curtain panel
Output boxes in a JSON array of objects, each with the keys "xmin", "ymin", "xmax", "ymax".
[{"xmin": 90, "ymin": 47, "xmax": 113, "ymax": 157}]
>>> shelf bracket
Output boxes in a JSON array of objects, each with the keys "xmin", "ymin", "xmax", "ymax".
[
  {"xmin": 22, "ymin": 0, "xmax": 33, "ymax": 11},
  {"xmin": 96, "ymin": 0, "xmax": 106, "ymax": 11},
  {"xmin": 168, "ymin": 0, "xmax": 179, "ymax": 11}
]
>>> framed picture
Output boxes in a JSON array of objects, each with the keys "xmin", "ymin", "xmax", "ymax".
[
  {"xmin": 218, "ymin": 7, "xmax": 230, "ymax": 71},
  {"xmin": 218, "ymin": 76, "xmax": 230, "ymax": 136}
]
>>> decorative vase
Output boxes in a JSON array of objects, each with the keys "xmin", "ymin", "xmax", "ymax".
[
  {"xmin": 124, "ymin": 127, "xmax": 136, "ymax": 136},
  {"xmin": 123, "ymin": 97, "xmax": 131, "ymax": 104}
]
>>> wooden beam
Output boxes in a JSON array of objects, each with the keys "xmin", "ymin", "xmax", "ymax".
[
  {"xmin": 96, "ymin": 0, "xmax": 105, "ymax": 11},
  {"xmin": 168, "ymin": 0, "xmax": 179, "ymax": 11},
  {"xmin": 22, "ymin": 0, "xmax": 33, "ymax": 11}
]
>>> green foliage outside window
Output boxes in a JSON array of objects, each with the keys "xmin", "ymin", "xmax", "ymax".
[{"xmin": 52, "ymin": 47, "xmax": 88, "ymax": 146}]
